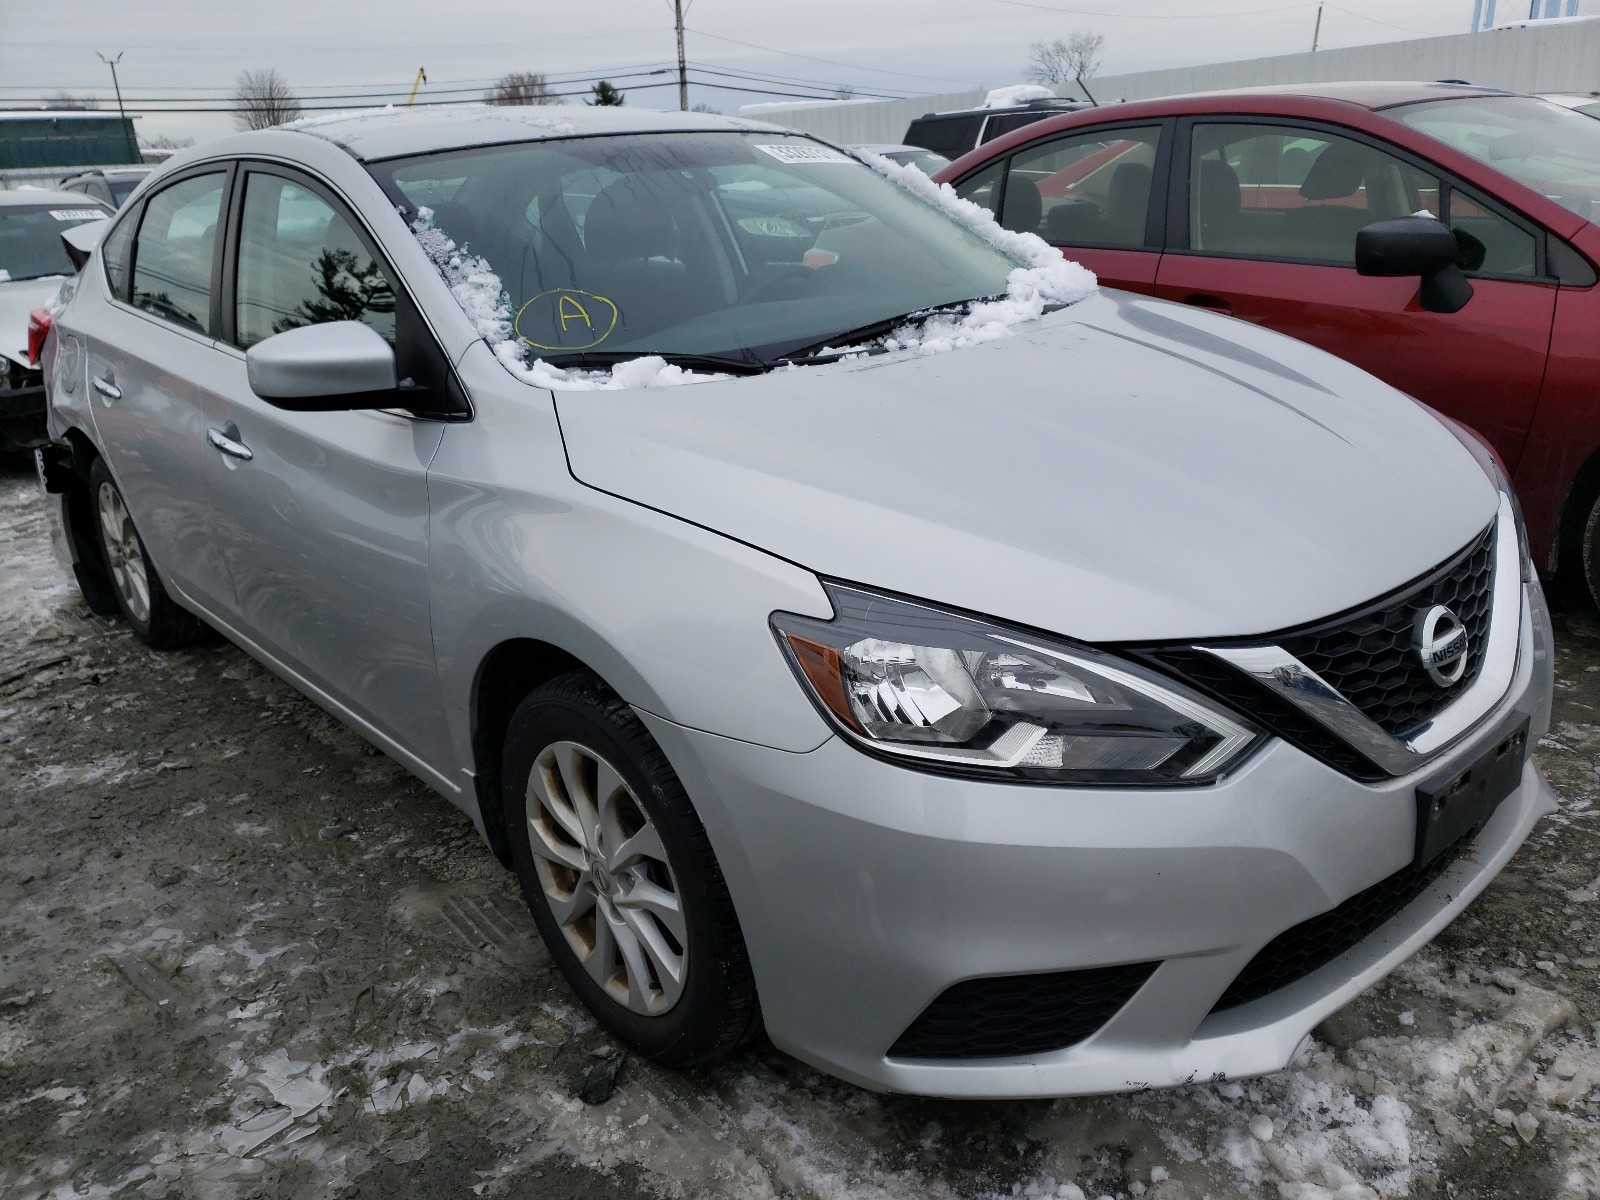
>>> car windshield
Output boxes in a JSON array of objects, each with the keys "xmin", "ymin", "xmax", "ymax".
[
  {"xmin": 368, "ymin": 131, "xmax": 1017, "ymax": 365},
  {"xmin": 1395, "ymin": 95, "xmax": 1600, "ymax": 217},
  {"xmin": 0, "ymin": 204, "xmax": 108, "ymax": 282}
]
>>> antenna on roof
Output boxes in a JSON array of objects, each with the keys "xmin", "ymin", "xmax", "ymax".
[{"xmin": 407, "ymin": 68, "xmax": 428, "ymax": 106}]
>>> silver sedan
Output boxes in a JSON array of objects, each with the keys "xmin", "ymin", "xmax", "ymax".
[{"xmin": 38, "ymin": 105, "xmax": 1555, "ymax": 1098}]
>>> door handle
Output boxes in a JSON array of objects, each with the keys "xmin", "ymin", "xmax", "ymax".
[
  {"xmin": 207, "ymin": 427, "xmax": 254, "ymax": 461},
  {"xmin": 1182, "ymin": 293, "xmax": 1233, "ymax": 316},
  {"xmin": 91, "ymin": 375, "xmax": 122, "ymax": 401}
]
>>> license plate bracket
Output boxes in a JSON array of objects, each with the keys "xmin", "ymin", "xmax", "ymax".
[{"xmin": 1413, "ymin": 715, "xmax": 1528, "ymax": 868}]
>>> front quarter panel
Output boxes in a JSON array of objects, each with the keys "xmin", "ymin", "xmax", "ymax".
[{"xmin": 429, "ymin": 341, "xmax": 837, "ymax": 784}]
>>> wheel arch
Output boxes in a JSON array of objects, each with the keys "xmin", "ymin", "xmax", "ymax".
[
  {"xmin": 469, "ymin": 637, "xmax": 597, "ymax": 866},
  {"xmin": 41, "ymin": 427, "xmax": 119, "ymax": 617},
  {"xmin": 1553, "ymin": 444, "xmax": 1600, "ymax": 583}
]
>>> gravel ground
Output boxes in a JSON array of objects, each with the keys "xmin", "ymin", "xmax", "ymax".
[{"xmin": 2, "ymin": 456, "xmax": 1598, "ymax": 1200}]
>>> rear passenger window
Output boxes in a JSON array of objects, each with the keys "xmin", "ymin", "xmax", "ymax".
[
  {"xmin": 1001, "ymin": 125, "xmax": 1162, "ymax": 245},
  {"xmin": 132, "ymin": 173, "xmax": 225, "ymax": 334},
  {"xmin": 235, "ymin": 173, "xmax": 396, "ymax": 349}
]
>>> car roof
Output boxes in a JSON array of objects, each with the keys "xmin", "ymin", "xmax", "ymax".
[
  {"xmin": 853, "ymin": 143, "xmax": 933, "ymax": 154},
  {"xmin": 61, "ymin": 166, "xmax": 151, "ymax": 181},
  {"xmin": 0, "ymin": 188, "xmax": 112, "ymax": 209},
  {"xmin": 275, "ymin": 102, "xmax": 785, "ymax": 162},
  {"xmin": 1134, "ymin": 80, "xmax": 1517, "ymax": 110}
]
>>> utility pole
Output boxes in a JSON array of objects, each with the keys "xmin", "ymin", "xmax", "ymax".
[
  {"xmin": 674, "ymin": 0, "xmax": 688, "ymax": 110},
  {"xmin": 97, "ymin": 52, "xmax": 138, "ymax": 163},
  {"xmin": 1310, "ymin": 2, "xmax": 1323, "ymax": 51}
]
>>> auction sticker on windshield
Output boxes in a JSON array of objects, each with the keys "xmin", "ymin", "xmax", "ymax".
[
  {"xmin": 753, "ymin": 144, "xmax": 854, "ymax": 165},
  {"xmin": 49, "ymin": 209, "xmax": 107, "ymax": 221}
]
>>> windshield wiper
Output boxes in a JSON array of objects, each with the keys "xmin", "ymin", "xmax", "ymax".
[
  {"xmin": 533, "ymin": 349, "xmax": 770, "ymax": 376},
  {"xmin": 772, "ymin": 296, "xmax": 1004, "ymax": 364}
]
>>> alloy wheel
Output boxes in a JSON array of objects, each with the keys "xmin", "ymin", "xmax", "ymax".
[
  {"xmin": 96, "ymin": 481, "xmax": 151, "ymax": 625},
  {"xmin": 525, "ymin": 740, "xmax": 689, "ymax": 1015}
]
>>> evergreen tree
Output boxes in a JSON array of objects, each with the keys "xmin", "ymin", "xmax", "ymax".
[{"xmin": 589, "ymin": 80, "xmax": 625, "ymax": 107}]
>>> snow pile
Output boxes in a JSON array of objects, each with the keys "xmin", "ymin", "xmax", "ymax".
[
  {"xmin": 984, "ymin": 83, "xmax": 1056, "ymax": 108},
  {"xmin": 409, "ymin": 207, "xmax": 719, "ymax": 391},
  {"xmin": 854, "ymin": 151, "xmax": 1096, "ymax": 355}
]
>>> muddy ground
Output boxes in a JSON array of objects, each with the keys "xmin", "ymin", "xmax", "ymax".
[{"xmin": 2, "ymin": 457, "xmax": 1598, "ymax": 1200}]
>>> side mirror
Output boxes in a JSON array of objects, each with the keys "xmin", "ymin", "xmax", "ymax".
[
  {"xmin": 245, "ymin": 321, "xmax": 399, "ymax": 412},
  {"xmin": 61, "ymin": 219, "xmax": 110, "ymax": 272},
  {"xmin": 1355, "ymin": 216, "xmax": 1474, "ymax": 314}
]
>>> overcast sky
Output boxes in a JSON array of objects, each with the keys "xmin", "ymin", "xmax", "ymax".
[{"xmin": 1, "ymin": 0, "xmax": 1491, "ymax": 146}]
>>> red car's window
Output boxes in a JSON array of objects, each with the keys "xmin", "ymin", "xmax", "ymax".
[
  {"xmin": 999, "ymin": 126, "xmax": 1162, "ymax": 246},
  {"xmin": 1189, "ymin": 123, "xmax": 1437, "ymax": 265}
]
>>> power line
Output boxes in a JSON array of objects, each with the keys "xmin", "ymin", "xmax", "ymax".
[
  {"xmin": 684, "ymin": 28, "xmax": 983, "ymax": 88},
  {"xmin": 0, "ymin": 70, "xmax": 897, "ymax": 115}
]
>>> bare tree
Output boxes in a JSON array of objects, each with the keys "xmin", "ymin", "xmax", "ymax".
[
  {"xmin": 486, "ymin": 71, "xmax": 559, "ymax": 106},
  {"xmin": 42, "ymin": 92, "xmax": 101, "ymax": 110},
  {"xmin": 1024, "ymin": 31, "xmax": 1106, "ymax": 86},
  {"xmin": 832, "ymin": 84, "xmax": 856, "ymax": 100},
  {"xmin": 140, "ymin": 133, "xmax": 195, "ymax": 151},
  {"xmin": 232, "ymin": 68, "xmax": 303, "ymax": 130},
  {"xmin": 689, "ymin": 102, "xmax": 720, "ymax": 114}
]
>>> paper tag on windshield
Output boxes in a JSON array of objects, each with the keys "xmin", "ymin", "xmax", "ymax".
[
  {"xmin": 50, "ymin": 209, "xmax": 106, "ymax": 221},
  {"xmin": 753, "ymin": 144, "xmax": 854, "ymax": 165}
]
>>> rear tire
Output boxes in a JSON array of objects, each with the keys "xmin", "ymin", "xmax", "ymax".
[
  {"xmin": 1583, "ymin": 490, "xmax": 1600, "ymax": 614},
  {"xmin": 87, "ymin": 458, "xmax": 204, "ymax": 649},
  {"xmin": 502, "ymin": 670, "xmax": 760, "ymax": 1066}
]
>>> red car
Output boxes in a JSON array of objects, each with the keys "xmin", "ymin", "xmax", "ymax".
[{"xmin": 934, "ymin": 82, "xmax": 1600, "ymax": 607}]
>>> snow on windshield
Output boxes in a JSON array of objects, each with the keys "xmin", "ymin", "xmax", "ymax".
[{"xmin": 409, "ymin": 145, "xmax": 1096, "ymax": 391}]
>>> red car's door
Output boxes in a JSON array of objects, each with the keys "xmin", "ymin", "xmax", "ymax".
[
  {"xmin": 951, "ymin": 121, "xmax": 1170, "ymax": 292},
  {"xmin": 1153, "ymin": 118, "xmax": 1556, "ymax": 466}
]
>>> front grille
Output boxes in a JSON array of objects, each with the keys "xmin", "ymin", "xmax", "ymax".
[
  {"xmin": 1276, "ymin": 524, "xmax": 1496, "ymax": 737},
  {"xmin": 888, "ymin": 961, "xmax": 1158, "ymax": 1059},
  {"xmin": 1131, "ymin": 522, "xmax": 1498, "ymax": 776},
  {"xmin": 1210, "ymin": 831, "xmax": 1477, "ymax": 1014}
]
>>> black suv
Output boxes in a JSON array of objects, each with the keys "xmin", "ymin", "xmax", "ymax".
[{"xmin": 903, "ymin": 98, "xmax": 1091, "ymax": 161}]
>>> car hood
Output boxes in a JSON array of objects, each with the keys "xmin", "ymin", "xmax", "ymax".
[
  {"xmin": 0, "ymin": 276, "xmax": 65, "ymax": 370},
  {"xmin": 553, "ymin": 289, "xmax": 1498, "ymax": 642}
]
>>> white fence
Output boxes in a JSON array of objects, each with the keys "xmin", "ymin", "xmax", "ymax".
[{"xmin": 743, "ymin": 18, "xmax": 1600, "ymax": 146}]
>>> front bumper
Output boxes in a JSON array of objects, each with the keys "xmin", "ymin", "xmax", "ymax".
[{"xmin": 639, "ymin": 578, "xmax": 1555, "ymax": 1098}]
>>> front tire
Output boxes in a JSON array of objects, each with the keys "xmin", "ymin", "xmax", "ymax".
[
  {"xmin": 88, "ymin": 458, "xmax": 203, "ymax": 649},
  {"xmin": 502, "ymin": 671, "xmax": 760, "ymax": 1065}
]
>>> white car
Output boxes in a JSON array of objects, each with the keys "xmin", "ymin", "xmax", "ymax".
[{"xmin": 0, "ymin": 189, "xmax": 111, "ymax": 450}]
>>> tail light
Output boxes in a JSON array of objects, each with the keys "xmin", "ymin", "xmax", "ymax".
[{"xmin": 27, "ymin": 308, "xmax": 51, "ymax": 366}]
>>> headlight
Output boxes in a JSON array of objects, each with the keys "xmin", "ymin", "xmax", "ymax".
[{"xmin": 772, "ymin": 585, "xmax": 1260, "ymax": 785}]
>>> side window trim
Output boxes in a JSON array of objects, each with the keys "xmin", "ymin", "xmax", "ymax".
[
  {"xmin": 1169, "ymin": 114, "xmax": 1554, "ymax": 281},
  {"xmin": 120, "ymin": 162, "xmax": 236, "ymax": 339},
  {"xmin": 99, "ymin": 201, "xmax": 141, "ymax": 303}
]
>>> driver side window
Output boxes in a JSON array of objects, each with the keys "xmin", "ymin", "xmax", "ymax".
[{"xmin": 234, "ymin": 173, "xmax": 397, "ymax": 350}]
